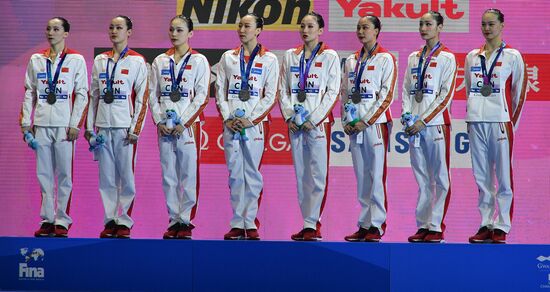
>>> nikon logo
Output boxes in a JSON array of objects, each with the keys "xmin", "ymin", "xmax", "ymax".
[{"xmin": 177, "ymin": 0, "xmax": 313, "ymax": 30}]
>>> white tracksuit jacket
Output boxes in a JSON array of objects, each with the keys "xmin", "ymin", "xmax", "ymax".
[
  {"xmin": 279, "ymin": 42, "xmax": 340, "ymax": 231},
  {"xmin": 341, "ymin": 44, "xmax": 397, "ymax": 235},
  {"xmin": 20, "ymin": 47, "xmax": 89, "ymax": 229},
  {"xmin": 464, "ymin": 43, "xmax": 527, "ymax": 233},
  {"xmin": 215, "ymin": 45, "xmax": 279, "ymax": 230},
  {"xmin": 86, "ymin": 49, "xmax": 149, "ymax": 228},
  {"xmin": 402, "ymin": 43, "xmax": 457, "ymax": 233},
  {"xmin": 149, "ymin": 48, "xmax": 210, "ymax": 228}
]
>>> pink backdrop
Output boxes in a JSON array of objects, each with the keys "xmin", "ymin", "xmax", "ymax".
[{"xmin": 1, "ymin": 0, "xmax": 549, "ymax": 243}]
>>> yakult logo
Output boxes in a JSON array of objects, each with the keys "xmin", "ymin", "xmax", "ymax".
[
  {"xmin": 329, "ymin": 0, "xmax": 469, "ymax": 32},
  {"xmin": 40, "ymin": 80, "xmax": 66, "ymax": 85}
]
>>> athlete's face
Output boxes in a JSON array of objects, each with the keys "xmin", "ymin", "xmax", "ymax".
[
  {"xmin": 356, "ymin": 17, "xmax": 378, "ymax": 46},
  {"xmin": 237, "ymin": 15, "xmax": 260, "ymax": 45},
  {"xmin": 481, "ymin": 12, "xmax": 504, "ymax": 42},
  {"xmin": 109, "ymin": 17, "xmax": 131, "ymax": 45},
  {"xmin": 419, "ymin": 14, "xmax": 442, "ymax": 42},
  {"xmin": 300, "ymin": 15, "xmax": 323, "ymax": 44},
  {"xmin": 45, "ymin": 18, "xmax": 68, "ymax": 47},
  {"xmin": 169, "ymin": 18, "xmax": 193, "ymax": 47}
]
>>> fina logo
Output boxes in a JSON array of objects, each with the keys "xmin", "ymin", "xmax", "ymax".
[
  {"xmin": 537, "ymin": 256, "xmax": 550, "ymax": 271},
  {"xmin": 19, "ymin": 248, "xmax": 45, "ymax": 280}
]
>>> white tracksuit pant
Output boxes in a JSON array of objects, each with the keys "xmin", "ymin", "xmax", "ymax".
[
  {"xmin": 34, "ymin": 126, "xmax": 74, "ymax": 229},
  {"xmin": 350, "ymin": 123, "xmax": 389, "ymax": 235},
  {"xmin": 468, "ymin": 122, "xmax": 514, "ymax": 233},
  {"xmin": 96, "ymin": 128, "xmax": 137, "ymax": 228},
  {"xmin": 290, "ymin": 123, "xmax": 331, "ymax": 231},
  {"xmin": 410, "ymin": 125, "xmax": 451, "ymax": 232},
  {"xmin": 159, "ymin": 123, "xmax": 200, "ymax": 228},
  {"xmin": 223, "ymin": 122, "xmax": 268, "ymax": 229}
]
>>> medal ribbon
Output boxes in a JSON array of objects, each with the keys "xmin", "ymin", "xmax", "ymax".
[
  {"xmin": 169, "ymin": 50, "xmax": 192, "ymax": 93},
  {"xmin": 106, "ymin": 47, "xmax": 129, "ymax": 93},
  {"xmin": 416, "ymin": 42, "xmax": 441, "ymax": 92},
  {"xmin": 46, "ymin": 49, "xmax": 68, "ymax": 96},
  {"xmin": 479, "ymin": 42, "xmax": 505, "ymax": 85},
  {"xmin": 353, "ymin": 43, "xmax": 378, "ymax": 94},
  {"xmin": 299, "ymin": 42, "xmax": 322, "ymax": 91},
  {"xmin": 239, "ymin": 44, "xmax": 261, "ymax": 92}
]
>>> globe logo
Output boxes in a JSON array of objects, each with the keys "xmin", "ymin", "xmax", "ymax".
[{"xmin": 20, "ymin": 248, "xmax": 45, "ymax": 262}]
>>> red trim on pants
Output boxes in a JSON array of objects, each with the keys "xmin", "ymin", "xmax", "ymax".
[
  {"xmin": 254, "ymin": 121, "xmax": 270, "ymax": 229},
  {"xmin": 504, "ymin": 122, "xmax": 515, "ymax": 222},
  {"xmin": 316, "ymin": 123, "xmax": 331, "ymax": 232},
  {"xmin": 127, "ymin": 143, "xmax": 138, "ymax": 217},
  {"xmin": 380, "ymin": 123, "xmax": 389, "ymax": 233},
  {"xmin": 66, "ymin": 141, "xmax": 75, "ymax": 229},
  {"xmin": 190, "ymin": 122, "xmax": 201, "ymax": 222},
  {"xmin": 440, "ymin": 125, "xmax": 452, "ymax": 232}
]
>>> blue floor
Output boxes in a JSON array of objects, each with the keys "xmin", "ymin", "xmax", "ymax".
[{"xmin": 1, "ymin": 237, "xmax": 549, "ymax": 291}]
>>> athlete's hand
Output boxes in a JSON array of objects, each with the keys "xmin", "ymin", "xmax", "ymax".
[
  {"xmin": 158, "ymin": 124, "xmax": 172, "ymax": 136},
  {"xmin": 84, "ymin": 131, "xmax": 92, "ymax": 141},
  {"xmin": 301, "ymin": 121, "xmax": 314, "ymax": 132},
  {"xmin": 406, "ymin": 120, "xmax": 426, "ymax": 136},
  {"xmin": 66, "ymin": 128, "xmax": 79, "ymax": 141},
  {"xmin": 354, "ymin": 121, "xmax": 368, "ymax": 133},
  {"xmin": 236, "ymin": 118, "xmax": 253, "ymax": 128},
  {"xmin": 288, "ymin": 120, "xmax": 299, "ymax": 134},
  {"xmin": 21, "ymin": 126, "xmax": 32, "ymax": 134},
  {"xmin": 127, "ymin": 133, "xmax": 138, "ymax": 145},
  {"xmin": 172, "ymin": 124, "xmax": 185, "ymax": 136},
  {"xmin": 225, "ymin": 119, "xmax": 242, "ymax": 133},
  {"xmin": 344, "ymin": 124, "xmax": 355, "ymax": 135}
]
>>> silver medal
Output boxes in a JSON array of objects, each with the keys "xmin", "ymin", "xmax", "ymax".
[
  {"xmin": 104, "ymin": 90, "xmax": 115, "ymax": 104},
  {"xmin": 414, "ymin": 90, "xmax": 423, "ymax": 103},
  {"xmin": 170, "ymin": 89, "xmax": 181, "ymax": 102},
  {"xmin": 239, "ymin": 89, "xmax": 250, "ymax": 101},
  {"xmin": 46, "ymin": 92, "xmax": 57, "ymax": 105},
  {"xmin": 351, "ymin": 91, "xmax": 362, "ymax": 104},
  {"xmin": 297, "ymin": 90, "xmax": 307, "ymax": 102},
  {"xmin": 480, "ymin": 84, "xmax": 493, "ymax": 97}
]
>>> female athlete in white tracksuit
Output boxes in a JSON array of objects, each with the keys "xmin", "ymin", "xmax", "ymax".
[
  {"xmin": 342, "ymin": 16, "xmax": 397, "ymax": 243},
  {"xmin": 215, "ymin": 13, "xmax": 279, "ymax": 240},
  {"xmin": 149, "ymin": 16, "xmax": 209, "ymax": 240},
  {"xmin": 86, "ymin": 15, "xmax": 148, "ymax": 239},
  {"xmin": 402, "ymin": 11, "xmax": 457, "ymax": 243},
  {"xmin": 20, "ymin": 17, "xmax": 88, "ymax": 238},
  {"xmin": 465, "ymin": 9, "xmax": 527, "ymax": 244},
  {"xmin": 279, "ymin": 12, "xmax": 340, "ymax": 241}
]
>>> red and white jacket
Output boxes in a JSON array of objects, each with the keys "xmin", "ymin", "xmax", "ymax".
[
  {"xmin": 215, "ymin": 45, "xmax": 279, "ymax": 124},
  {"xmin": 279, "ymin": 43, "xmax": 341, "ymax": 126},
  {"xmin": 149, "ymin": 48, "xmax": 210, "ymax": 128},
  {"xmin": 86, "ymin": 49, "xmax": 149, "ymax": 137},
  {"xmin": 341, "ymin": 44, "xmax": 397, "ymax": 126},
  {"xmin": 464, "ymin": 44, "xmax": 527, "ymax": 130},
  {"xmin": 402, "ymin": 43, "xmax": 457, "ymax": 126},
  {"xmin": 20, "ymin": 47, "xmax": 89, "ymax": 129}
]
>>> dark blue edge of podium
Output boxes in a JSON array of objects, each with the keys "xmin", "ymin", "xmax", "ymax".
[{"xmin": 1, "ymin": 237, "xmax": 549, "ymax": 291}]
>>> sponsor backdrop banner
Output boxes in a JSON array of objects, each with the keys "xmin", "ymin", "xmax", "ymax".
[
  {"xmin": 0, "ymin": 1, "xmax": 549, "ymax": 243},
  {"xmin": 176, "ymin": 0, "xmax": 313, "ymax": 30},
  {"xmin": 329, "ymin": 0, "xmax": 470, "ymax": 32}
]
